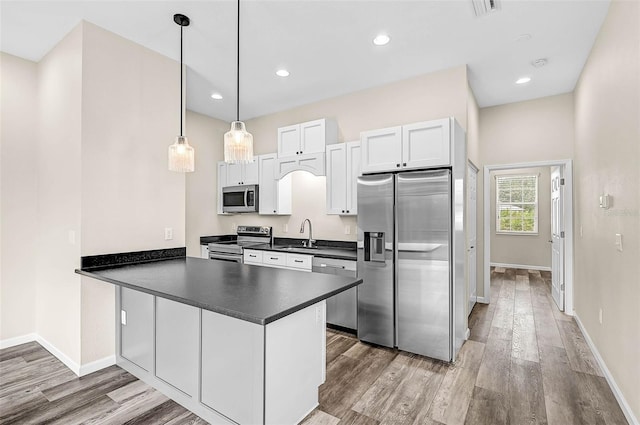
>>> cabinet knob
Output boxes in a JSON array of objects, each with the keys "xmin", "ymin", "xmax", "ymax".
[
  {"xmin": 342, "ymin": 210, "xmax": 345, "ymax": 213},
  {"xmin": 296, "ymin": 151, "xmax": 299, "ymax": 155},
  {"xmin": 300, "ymin": 150, "xmax": 303, "ymax": 154},
  {"xmin": 346, "ymin": 210, "xmax": 350, "ymax": 213},
  {"xmin": 273, "ymin": 210, "xmax": 276, "ymax": 213},
  {"xmin": 396, "ymin": 163, "xmax": 400, "ymax": 168},
  {"xmin": 403, "ymin": 163, "xmax": 407, "ymax": 166}
]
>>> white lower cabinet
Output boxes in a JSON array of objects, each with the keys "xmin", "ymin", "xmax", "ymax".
[
  {"xmin": 244, "ymin": 249, "xmax": 312, "ymax": 272},
  {"xmin": 201, "ymin": 310, "xmax": 264, "ymax": 425},
  {"xmin": 155, "ymin": 297, "xmax": 199, "ymax": 397},
  {"xmin": 120, "ymin": 288, "xmax": 154, "ymax": 372}
]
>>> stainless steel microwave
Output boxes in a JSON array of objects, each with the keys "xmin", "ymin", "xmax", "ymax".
[{"xmin": 222, "ymin": 185, "xmax": 259, "ymax": 213}]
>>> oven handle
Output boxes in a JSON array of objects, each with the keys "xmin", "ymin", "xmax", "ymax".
[{"xmin": 209, "ymin": 252, "xmax": 243, "ymax": 263}]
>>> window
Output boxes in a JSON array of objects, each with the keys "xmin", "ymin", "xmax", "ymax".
[{"xmin": 496, "ymin": 175, "xmax": 538, "ymax": 234}]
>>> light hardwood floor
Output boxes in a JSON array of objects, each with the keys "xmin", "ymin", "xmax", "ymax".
[{"xmin": 0, "ymin": 268, "xmax": 628, "ymax": 424}]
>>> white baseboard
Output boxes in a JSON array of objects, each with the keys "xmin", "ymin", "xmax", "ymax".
[
  {"xmin": 490, "ymin": 262, "xmax": 551, "ymax": 271},
  {"xmin": 465, "ymin": 328, "xmax": 471, "ymax": 340},
  {"xmin": 79, "ymin": 355, "xmax": 116, "ymax": 376},
  {"xmin": 0, "ymin": 333, "xmax": 115, "ymax": 378},
  {"xmin": 574, "ymin": 314, "xmax": 639, "ymax": 425},
  {"xmin": 476, "ymin": 296, "xmax": 489, "ymax": 304},
  {"xmin": 0, "ymin": 333, "xmax": 37, "ymax": 349}
]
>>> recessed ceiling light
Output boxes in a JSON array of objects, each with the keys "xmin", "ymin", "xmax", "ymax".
[
  {"xmin": 276, "ymin": 69, "xmax": 290, "ymax": 77},
  {"xmin": 516, "ymin": 76, "xmax": 532, "ymax": 85},
  {"xmin": 210, "ymin": 93, "xmax": 223, "ymax": 100},
  {"xmin": 373, "ymin": 34, "xmax": 390, "ymax": 46}
]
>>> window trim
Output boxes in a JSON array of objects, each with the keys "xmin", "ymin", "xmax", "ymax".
[{"xmin": 495, "ymin": 174, "xmax": 539, "ymax": 235}]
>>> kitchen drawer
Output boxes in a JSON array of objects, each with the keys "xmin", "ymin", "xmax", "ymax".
[
  {"xmin": 244, "ymin": 249, "xmax": 263, "ymax": 264},
  {"xmin": 286, "ymin": 253, "xmax": 312, "ymax": 271},
  {"xmin": 263, "ymin": 252, "xmax": 287, "ymax": 267}
]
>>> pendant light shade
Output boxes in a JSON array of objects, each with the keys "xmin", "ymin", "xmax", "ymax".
[
  {"xmin": 168, "ymin": 13, "xmax": 195, "ymax": 173},
  {"xmin": 224, "ymin": 0, "xmax": 254, "ymax": 164},
  {"xmin": 224, "ymin": 121, "xmax": 253, "ymax": 164}
]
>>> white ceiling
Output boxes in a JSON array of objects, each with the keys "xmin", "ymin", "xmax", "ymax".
[{"xmin": 1, "ymin": 0, "xmax": 610, "ymax": 122}]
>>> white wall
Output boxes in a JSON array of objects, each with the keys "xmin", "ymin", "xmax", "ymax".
[
  {"xmin": 185, "ymin": 66, "xmax": 470, "ymax": 255},
  {"xmin": 35, "ymin": 24, "xmax": 83, "ymax": 364},
  {"xmin": 490, "ymin": 167, "xmax": 551, "ymax": 269},
  {"xmin": 0, "ymin": 53, "xmax": 38, "ymax": 341},
  {"xmin": 79, "ymin": 22, "xmax": 184, "ymax": 364},
  {"xmin": 477, "ymin": 93, "xmax": 574, "ymax": 299},
  {"xmin": 573, "ymin": 0, "xmax": 640, "ymax": 420}
]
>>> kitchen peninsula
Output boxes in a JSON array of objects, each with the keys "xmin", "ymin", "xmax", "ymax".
[{"xmin": 76, "ymin": 248, "xmax": 362, "ymax": 425}]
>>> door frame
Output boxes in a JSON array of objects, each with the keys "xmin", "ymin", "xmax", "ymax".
[{"xmin": 482, "ymin": 159, "xmax": 574, "ymax": 315}]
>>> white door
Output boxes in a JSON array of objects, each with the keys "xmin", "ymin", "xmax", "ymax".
[
  {"xmin": 226, "ymin": 163, "xmax": 243, "ymax": 186},
  {"xmin": 300, "ymin": 119, "xmax": 326, "ymax": 154},
  {"xmin": 326, "ymin": 144, "xmax": 347, "ymax": 214},
  {"xmin": 551, "ymin": 166, "xmax": 565, "ymax": 311},
  {"xmin": 402, "ymin": 118, "xmax": 451, "ymax": 169},
  {"xmin": 243, "ymin": 160, "xmax": 259, "ymax": 185},
  {"xmin": 467, "ymin": 164, "xmax": 478, "ymax": 315},
  {"xmin": 345, "ymin": 141, "xmax": 361, "ymax": 215},
  {"xmin": 258, "ymin": 154, "xmax": 277, "ymax": 214},
  {"xmin": 277, "ymin": 124, "xmax": 300, "ymax": 157},
  {"xmin": 360, "ymin": 126, "xmax": 402, "ymax": 173}
]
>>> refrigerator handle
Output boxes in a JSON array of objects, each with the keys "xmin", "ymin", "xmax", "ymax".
[{"xmin": 364, "ymin": 232, "xmax": 385, "ymax": 262}]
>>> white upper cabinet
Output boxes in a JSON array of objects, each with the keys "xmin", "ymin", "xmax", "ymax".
[
  {"xmin": 258, "ymin": 154, "xmax": 292, "ymax": 215},
  {"xmin": 217, "ymin": 161, "xmax": 227, "ymax": 215},
  {"xmin": 326, "ymin": 141, "xmax": 361, "ymax": 215},
  {"xmin": 225, "ymin": 161, "xmax": 259, "ymax": 186},
  {"xmin": 360, "ymin": 118, "xmax": 452, "ymax": 173},
  {"xmin": 277, "ymin": 118, "xmax": 337, "ymax": 158},
  {"xmin": 402, "ymin": 118, "xmax": 450, "ymax": 169},
  {"xmin": 360, "ymin": 126, "xmax": 402, "ymax": 173},
  {"xmin": 277, "ymin": 153, "xmax": 326, "ymax": 179}
]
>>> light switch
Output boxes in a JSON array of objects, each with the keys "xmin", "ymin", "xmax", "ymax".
[
  {"xmin": 283, "ymin": 223, "xmax": 288, "ymax": 233},
  {"xmin": 68, "ymin": 230, "xmax": 76, "ymax": 245},
  {"xmin": 615, "ymin": 233, "xmax": 623, "ymax": 252},
  {"xmin": 164, "ymin": 227, "xmax": 173, "ymax": 240},
  {"xmin": 599, "ymin": 194, "xmax": 612, "ymax": 209},
  {"xmin": 345, "ymin": 225, "xmax": 351, "ymax": 235}
]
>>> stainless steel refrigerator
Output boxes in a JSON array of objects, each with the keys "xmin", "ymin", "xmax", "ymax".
[{"xmin": 357, "ymin": 169, "xmax": 465, "ymax": 362}]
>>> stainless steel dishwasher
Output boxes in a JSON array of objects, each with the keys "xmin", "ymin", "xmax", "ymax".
[{"xmin": 312, "ymin": 257, "xmax": 357, "ymax": 331}]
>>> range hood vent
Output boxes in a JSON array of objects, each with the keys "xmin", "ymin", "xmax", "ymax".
[{"xmin": 472, "ymin": 0, "xmax": 501, "ymax": 17}]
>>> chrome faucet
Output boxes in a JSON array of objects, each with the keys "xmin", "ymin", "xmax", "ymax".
[{"xmin": 300, "ymin": 218, "xmax": 316, "ymax": 248}]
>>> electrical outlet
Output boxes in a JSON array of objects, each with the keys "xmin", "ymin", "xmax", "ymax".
[
  {"xmin": 284, "ymin": 223, "xmax": 288, "ymax": 233},
  {"xmin": 580, "ymin": 225, "xmax": 583, "ymax": 238},
  {"xmin": 599, "ymin": 308, "xmax": 603, "ymax": 325},
  {"xmin": 615, "ymin": 233, "xmax": 623, "ymax": 252},
  {"xmin": 345, "ymin": 225, "xmax": 351, "ymax": 235},
  {"xmin": 231, "ymin": 223, "xmax": 237, "ymax": 232},
  {"xmin": 68, "ymin": 230, "xmax": 76, "ymax": 245},
  {"xmin": 164, "ymin": 227, "xmax": 173, "ymax": 240}
]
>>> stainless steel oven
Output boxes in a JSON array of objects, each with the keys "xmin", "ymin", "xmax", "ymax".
[
  {"xmin": 208, "ymin": 226, "xmax": 272, "ymax": 263},
  {"xmin": 222, "ymin": 185, "xmax": 259, "ymax": 213}
]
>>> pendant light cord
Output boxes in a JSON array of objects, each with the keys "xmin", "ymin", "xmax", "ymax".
[
  {"xmin": 180, "ymin": 23, "xmax": 184, "ymax": 136},
  {"xmin": 236, "ymin": 0, "xmax": 240, "ymax": 122}
]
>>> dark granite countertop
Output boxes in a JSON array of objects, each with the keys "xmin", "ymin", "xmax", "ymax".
[
  {"xmin": 77, "ymin": 256, "xmax": 361, "ymax": 325},
  {"xmin": 247, "ymin": 238, "xmax": 357, "ymax": 261}
]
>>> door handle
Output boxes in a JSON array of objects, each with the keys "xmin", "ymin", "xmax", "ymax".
[{"xmin": 244, "ymin": 188, "xmax": 249, "ymax": 207}]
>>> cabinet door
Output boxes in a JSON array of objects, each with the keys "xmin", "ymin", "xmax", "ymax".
[
  {"xmin": 277, "ymin": 124, "xmax": 300, "ymax": 157},
  {"xmin": 200, "ymin": 245, "xmax": 209, "ymax": 259},
  {"xmin": 258, "ymin": 154, "xmax": 291, "ymax": 215},
  {"xmin": 226, "ymin": 163, "xmax": 243, "ymax": 185},
  {"xmin": 201, "ymin": 310, "xmax": 264, "ymax": 425},
  {"xmin": 244, "ymin": 249, "xmax": 263, "ymax": 264},
  {"xmin": 217, "ymin": 161, "xmax": 227, "ymax": 215},
  {"xmin": 120, "ymin": 288, "xmax": 154, "ymax": 372},
  {"xmin": 325, "ymin": 144, "xmax": 347, "ymax": 214},
  {"xmin": 345, "ymin": 141, "xmax": 361, "ymax": 215},
  {"xmin": 360, "ymin": 126, "xmax": 402, "ymax": 173},
  {"xmin": 243, "ymin": 160, "xmax": 259, "ymax": 185},
  {"xmin": 155, "ymin": 297, "xmax": 199, "ymax": 397},
  {"xmin": 402, "ymin": 118, "xmax": 450, "ymax": 169},
  {"xmin": 300, "ymin": 119, "xmax": 326, "ymax": 154}
]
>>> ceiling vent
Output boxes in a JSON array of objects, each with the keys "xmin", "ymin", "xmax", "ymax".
[{"xmin": 472, "ymin": 0, "xmax": 501, "ymax": 17}]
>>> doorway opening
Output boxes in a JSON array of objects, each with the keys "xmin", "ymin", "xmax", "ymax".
[{"xmin": 482, "ymin": 159, "xmax": 574, "ymax": 315}]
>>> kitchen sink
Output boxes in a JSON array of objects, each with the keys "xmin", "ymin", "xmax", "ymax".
[{"xmin": 276, "ymin": 245, "xmax": 318, "ymax": 251}]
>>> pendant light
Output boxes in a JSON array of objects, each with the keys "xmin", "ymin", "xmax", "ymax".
[
  {"xmin": 168, "ymin": 13, "xmax": 195, "ymax": 173},
  {"xmin": 224, "ymin": 0, "xmax": 254, "ymax": 164}
]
